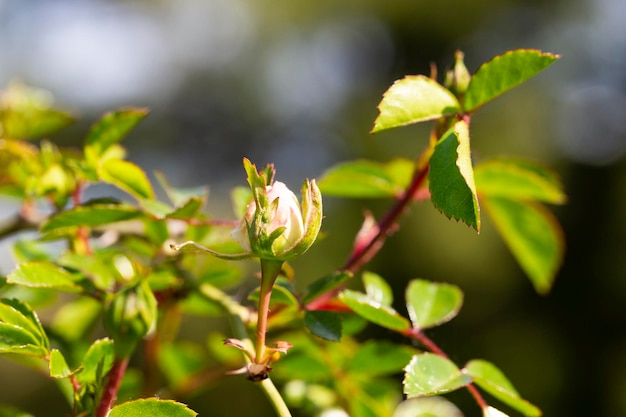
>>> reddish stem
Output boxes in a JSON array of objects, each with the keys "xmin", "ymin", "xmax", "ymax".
[
  {"xmin": 306, "ymin": 161, "xmax": 429, "ymax": 311},
  {"xmin": 407, "ymin": 328, "xmax": 488, "ymax": 410},
  {"xmin": 95, "ymin": 357, "xmax": 129, "ymax": 417}
]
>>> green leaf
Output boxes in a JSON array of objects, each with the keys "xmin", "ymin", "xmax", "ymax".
[
  {"xmin": 483, "ymin": 197, "xmax": 564, "ymax": 294},
  {"xmin": 403, "ymin": 353, "xmax": 472, "ymax": 397},
  {"xmin": 0, "ymin": 299, "xmax": 48, "ymax": 349},
  {"xmin": 363, "ymin": 271, "xmax": 393, "ymax": 307},
  {"xmin": 348, "ymin": 340, "xmax": 416, "ymax": 376},
  {"xmin": 98, "ymin": 159, "xmax": 154, "ymax": 200},
  {"xmin": 405, "ymin": 279, "xmax": 463, "ymax": 330},
  {"xmin": 231, "ymin": 186, "xmax": 252, "ymax": 218},
  {"xmin": 85, "ymin": 108, "xmax": 149, "ymax": 155},
  {"xmin": 167, "ymin": 197, "xmax": 205, "ymax": 220},
  {"xmin": 7, "ymin": 262, "xmax": 82, "ymax": 293},
  {"xmin": 318, "ymin": 159, "xmax": 413, "ymax": 198},
  {"xmin": 475, "ymin": 159, "xmax": 566, "ymax": 204},
  {"xmin": 41, "ymin": 204, "xmax": 145, "ymax": 233},
  {"xmin": 0, "ymin": 323, "xmax": 47, "ymax": 356},
  {"xmin": 339, "ymin": 290, "xmax": 410, "ymax": 331},
  {"xmin": 50, "ymin": 297, "xmax": 101, "ymax": 342},
  {"xmin": 304, "ymin": 310, "xmax": 342, "ymax": 342},
  {"xmin": 155, "ymin": 170, "xmax": 209, "ymax": 208},
  {"xmin": 49, "ymin": 348, "xmax": 71, "ymax": 379},
  {"xmin": 0, "ymin": 108, "xmax": 75, "ymax": 140},
  {"xmin": 393, "ymin": 397, "xmax": 463, "ymax": 417},
  {"xmin": 429, "ymin": 120, "xmax": 480, "ymax": 231},
  {"xmin": 76, "ymin": 338, "xmax": 115, "ymax": 385},
  {"xmin": 465, "ymin": 359, "xmax": 541, "ymax": 417},
  {"xmin": 372, "ymin": 76, "xmax": 460, "ymax": 133},
  {"xmin": 108, "ymin": 398, "xmax": 197, "ymax": 417},
  {"xmin": 302, "ymin": 271, "xmax": 352, "ymax": 305},
  {"xmin": 463, "ymin": 49, "xmax": 560, "ymax": 112},
  {"xmin": 249, "ymin": 283, "xmax": 299, "ymax": 308}
]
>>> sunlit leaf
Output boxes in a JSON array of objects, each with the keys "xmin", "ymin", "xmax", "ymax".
[
  {"xmin": 372, "ymin": 76, "xmax": 460, "ymax": 133},
  {"xmin": 249, "ymin": 283, "xmax": 299, "ymax": 308},
  {"xmin": 465, "ymin": 359, "xmax": 541, "ymax": 417},
  {"xmin": 405, "ymin": 279, "xmax": 463, "ymax": 330},
  {"xmin": 483, "ymin": 197, "xmax": 564, "ymax": 294},
  {"xmin": 7, "ymin": 262, "xmax": 82, "ymax": 293},
  {"xmin": 41, "ymin": 204, "xmax": 145, "ymax": 233},
  {"xmin": 155, "ymin": 170, "xmax": 209, "ymax": 208},
  {"xmin": 483, "ymin": 407, "xmax": 510, "ymax": 417},
  {"xmin": 49, "ymin": 349, "xmax": 71, "ymax": 379},
  {"xmin": 99, "ymin": 159, "xmax": 154, "ymax": 200},
  {"xmin": 463, "ymin": 49, "xmax": 560, "ymax": 112},
  {"xmin": 339, "ymin": 290, "xmax": 410, "ymax": 331},
  {"xmin": 85, "ymin": 108, "xmax": 149, "ymax": 155},
  {"xmin": 475, "ymin": 159, "xmax": 566, "ymax": 204},
  {"xmin": 0, "ymin": 323, "xmax": 47, "ymax": 356},
  {"xmin": 108, "ymin": 398, "xmax": 197, "ymax": 417},
  {"xmin": 363, "ymin": 271, "xmax": 393, "ymax": 307},
  {"xmin": 0, "ymin": 299, "xmax": 48, "ymax": 348},
  {"xmin": 393, "ymin": 397, "xmax": 464, "ymax": 417},
  {"xmin": 403, "ymin": 353, "xmax": 472, "ymax": 397},
  {"xmin": 304, "ymin": 310, "xmax": 342, "ymax": 342},
  {"xmin": 318, "ymin": 159, "xmax": 413, "ymax": 198},
  {"xmin": 76, "ymin": 338, "xmax": 115, "ymax": 385},
  {"xmin": 0, "ymin": 109, "xmax": 75, "ymax": 140},
  {"xmin": 167, "ymin": 197, "xmax": 205, "ymax": 220},
  {"xmin": 429, "ymin": 120, "xmax": 480, "ymax": 231}
]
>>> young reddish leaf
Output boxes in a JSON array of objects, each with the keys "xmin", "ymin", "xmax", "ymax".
[
  {"xmin": 429, "ymin": 120, "xmax": 480, "ymax": 231},
  {"xmin": 108, "ymin": 398, "xmax": 197, "ymax": 417},
  {"xmin": 318, "ymin": 159, "xmax": 413, "ymax": 198},
  {"xmin": 483, "ymin": 197, "xmax": 564, "ymax": 294},
  {"xmin": 465, "ymin": 359, "xmax": 541, "ymax": 417},
  {"xmin": 405, "ymin": 279, "xmax": 463, "ymax": 330},
  {"xmin": 7, "ymin": 262, "xmax": 82, "ymax": 293},
  {"xmin": 49, "ymin": 348, "xmax": 72, "ymax": 379},
  {"xmin": 463, "ymin": 49, "xmax": 560, "ymax": 112},
  {"xmin": 475, "ymin": 159, "xmax": 566, "ymax": 204},
  {"xmin": 339, "ymin": 290, "xmax": 410, "ymax": 331},
  {"xmin": 304, "ymin": 310, "xmax": 342, "ymax": 342},
  {"xmin": 41, "ymin": 204, "xmax": 145, "ymax": 233},
  {"xmin": 99, "ymin": 159, "xmax": 154, "ymax": 200},
  {"xmin": 372, "ymin": 76, "xmax": 460, "ymax": 133},
  {"xmin": 84, "ymin": 108, "xmax": 149, "ymax": 155},
  {"xmin": 403, "ymin": 353, "xmax": 472, "ymax": 397}
]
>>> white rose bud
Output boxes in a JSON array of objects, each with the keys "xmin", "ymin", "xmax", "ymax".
[{"xmin": 231, "ymin": 159, "xmax": 322, "ymax": 261}]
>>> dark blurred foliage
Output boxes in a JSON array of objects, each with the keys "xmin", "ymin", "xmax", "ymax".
[{"xmin": 1, "ymin": 0, "xmax": 625, "ymax": 416}]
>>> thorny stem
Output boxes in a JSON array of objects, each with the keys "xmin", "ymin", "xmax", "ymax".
[{"xmin": 95, "ymin": 357, "xmax": 130, "ymax": 417}]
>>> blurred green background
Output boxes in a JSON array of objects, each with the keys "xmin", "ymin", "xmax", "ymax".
[{"xmin": 1, "ymin": 0, "xmax": 625, "ymax": 416}]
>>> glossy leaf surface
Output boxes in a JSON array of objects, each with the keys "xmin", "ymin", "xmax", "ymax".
[
  {"xmin": 108, "ymin": 398, "xmax": 197, "ymax": 417},
  {"xmin": 404, "ymin": 353, "xmax": 472, "ymax": 397},
  {"xmin": 7, "ymin": 262, "xmax": 82, "ymax": 293},
  {"xmin": 483, "ymin": 197, "xmax": 563, "ymax": 294},
  {"xmin": 304, "ymin": 310, "xmax": 342, "ymax": 342},
  {"xmin": 76, "ymin": 338, "xmax": 115, "ymax": 385},
  {"xmin": 372, "ymin": 76, "xmax": 460, "ymax": 132},
  {"xmin": 475, "ymin": 159, "xmax": 566, "ymax": 204},
  {"xmin": 49, "ymin": 349, "xmax": 72, "ymax": 378},
  {"xmin": 429, "ymin": 120, "xmax": 480, "ymax": 231},
  {"xmin": 405, "ymin": 279, "xmax": 463, "ymax": 329},
  {"xmin": 363, "ymin": 271, "xmax": 393, "ymax": 307},
  {"xmin": 339, "ymin": 290, "xmax": 410, "ymax": 331},
  {"xmin": 463, "ymin": 49, "xmax": 560, "ymax": 112},
  {"xmin": 318, "ymin": 159, "xmax": 413, "ymax": 198},
  {"xmin": 465, "ymin": 359, "xmax": 541, "ymax": 417}
]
